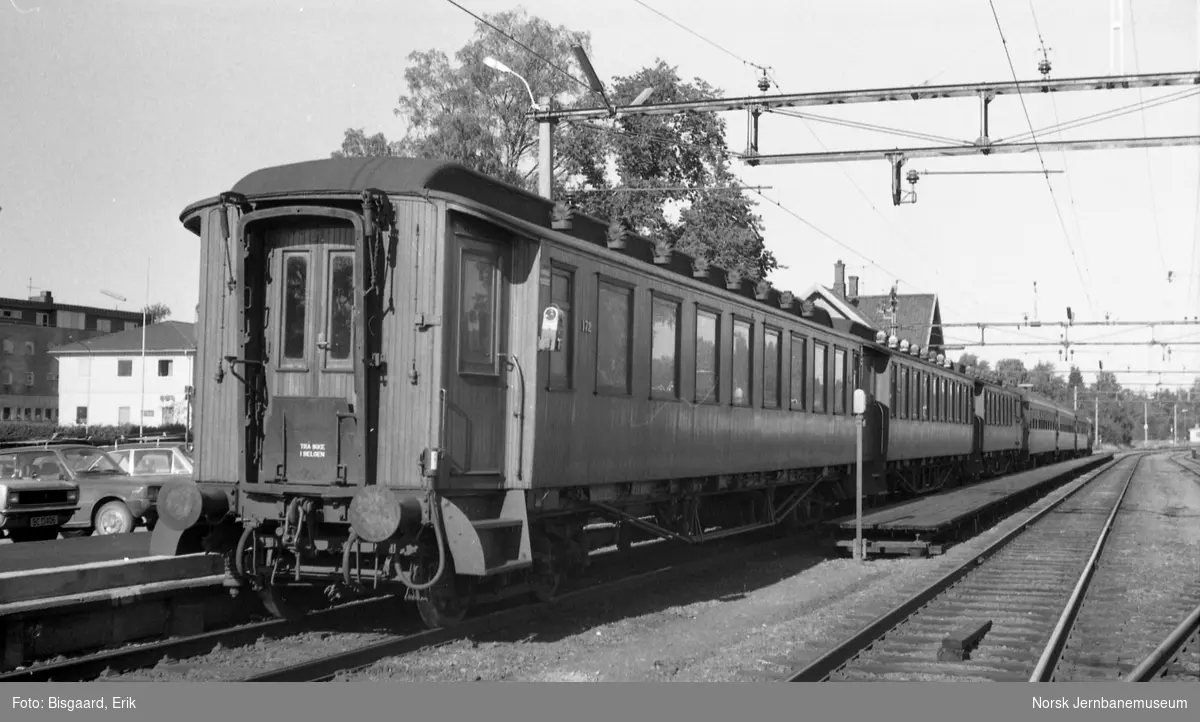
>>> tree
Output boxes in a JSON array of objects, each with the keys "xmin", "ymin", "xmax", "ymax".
[
  {"xmin": 562, "ymin": 60, "xmax": 778, "ymax": 281},
  {"xmin": 1067, "ymin": 365, "xmax": 1084, "ymax": 391},
  {"xmin": 339, "ymin": 9, "xmax": 776, "ymax": 281},
  {"xmin": 385, "ymin": 8, "xmax": 593, "ymax": 190},
  {"xmin": 994, "ymin": 358, "xmax": 1027, "ymax": 387},
  {"xmin": 142, "ymin": 303, "xmax": 170, "ymax": 324},
  {"xmin": 957, "ymin": 353, "xmax": 990, "ymax": 372},
  {"xmin": 331, "ymin": 128, "xmax": 401, "ymax": 158},
  {"xmin": 1028, "ymin": 361, "xmax": 1068, "ymax": 405}
]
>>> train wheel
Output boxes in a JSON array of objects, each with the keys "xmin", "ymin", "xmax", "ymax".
[
  {"xmin": 257, "ymin": 581, "xmax": 331, "ymax": 621},
  {"xmin": 529, "ymin": 535, "xmax": 563, "ymax": 603},
  {"xmin": 416, "ymin": 580, "xmax": 470, "ymax": 629},
  {"xmin": 413, "ymin": 553, "xmax": 471, "ymax": 629}
]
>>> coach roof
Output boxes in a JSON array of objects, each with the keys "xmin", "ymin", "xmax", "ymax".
[{"xmin": 180, "ymin": 157, "xmax": 551, "ymax": 229}]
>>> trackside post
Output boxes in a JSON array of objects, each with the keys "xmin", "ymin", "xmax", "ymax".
[{"xmin": 853, "ymin": 389, "xmax": 867, "ymax": 561}]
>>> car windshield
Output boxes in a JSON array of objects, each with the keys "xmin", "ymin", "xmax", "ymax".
[{"xmin": 61, "ymin": 447, "xmax": 126, "ymax": 474}]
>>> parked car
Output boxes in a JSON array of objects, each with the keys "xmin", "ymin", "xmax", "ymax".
[
  {"xmin": 106, "ymin": 437, "xmax": 193, "ymax": 477},
  {"xmin": 0, "ymin": 447, "xmax": 81, "ymax": 542},
  {"xmin": 0, "ymin": 443, "xmax": 169, "ymax": 536}
]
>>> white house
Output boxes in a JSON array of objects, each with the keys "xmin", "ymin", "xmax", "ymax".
[{"xmin": 51, "ymin": 321, "xmax": 196, "ymax": 428}]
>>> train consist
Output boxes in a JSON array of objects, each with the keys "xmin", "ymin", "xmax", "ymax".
[{"xmin": 150, "ymin": 157, "xmax": 1093, "ymax": 627}]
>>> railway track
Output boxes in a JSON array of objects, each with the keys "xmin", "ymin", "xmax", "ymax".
[
  {"xmin": 788, "ymin": 451, "xmax": 1197, "ymax": 682},
  {"xmin": 0, "ymin": 523, "xmax": 820, "ymax": 682}
]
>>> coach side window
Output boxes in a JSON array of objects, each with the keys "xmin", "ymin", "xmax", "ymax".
[
  {"xmin": 732, "ymin": 318, "xmax": 752, "ymax": 406},
  {"xmin": 833, "ymin": 348, "xmax": 846, "ymax": 414},
  {"xmin": 921, "ymin": 372, "xmax": 929, "ymax": 420},
  {"xmin": 547, "ymin": 267, "xmax": 574, "ymax": 390},
  {"xmin": 789, "ymin": 334, "xmax": 806, "ymax": 411},
  {"xmin": 763, "ymin": 327, "xmax": 781, "ymax": 409},
  {"xmin": 898, "ymin": 366, "xmax": 908, "ymax": 419},
  {"xmin": 596, "ymin": 280, "xmax": 632, "ymax": 395},
  {"xmin": 813, "ymin": 342, "xmax": 827, "ymax": 413},
  {"xmin": 889, "ymin": 365, "xmax": 897, "ymax": 418},
  {"xmin": 650, "ymin": 294, "xmax": 681, "ymax": 400},
  {"xmin": 695, "ymin": 308, "xmax": 720, "ymax": 404}
]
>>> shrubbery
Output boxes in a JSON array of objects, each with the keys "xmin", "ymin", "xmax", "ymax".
[{"xmin": 0, "ymin": 422, "xmax": 189, "ymax": 446}]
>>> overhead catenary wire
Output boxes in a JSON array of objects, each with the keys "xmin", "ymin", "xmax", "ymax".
[
  {"xmin": 440, "ymin": 0, "xmax": 592, "ymax": 93},
  {"xmin": 987, "ymin": 0, "xmax": 1095, "ymax": 318},
  {"xmin": 768, "ymin": 107, "xmax": 973, "ymax": 147},
  {"xmin": 1127, "ymin": 0, "xmax": 1171, "ymax": 282},
  {"xmin": 629, "ymin": 0, "xmax": 780, "ymax": 89}
]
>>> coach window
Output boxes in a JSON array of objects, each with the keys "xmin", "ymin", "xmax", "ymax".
[
  {"xmin": 326, "ymin": 251, "xmax": 355, "ymax": 370},
  {"xmin": 852, "ymin": 351, "xmax": 861, "ymax": 391},
  {"xmin": 460, "ymin": 250, "xmax": 499, "ymax": 375},
  {"xmin": 596, "ymin": 280, "xmax": 632, "ymax": 395},
  {"xmin": 695, "ymin": 308, "xmax": 720, "ymax": 404},
  {"xmin": 933, "ymin": 377, "xmax": 941, "ymax": 422},
  {"xmin": 650, "ymin": 294, "xmax": 681, "ymax": 400},
  {"xmin": 548, "ymin": 267, "xmax": 574, "ymax": 390},
  {"xmin": 763, "ymin": 327, "xmax": 781, "ymax": 409},
  {"xmin": 732, "ymin": 318, "xmax": 752, "ymax": 406},
  {"xmin": 789, "ymin": 334, "xmax": 806, "ymax": 411},
  {"xmin": 813, "ymin": 342, "xmax": 827, "ymax": 413},
  {"xmin": 281, "ymin": 251, "xmax": 309, "ymax": 367},
  {"xmin": 833, "ymin": 348, "xmax": 846, "ymax": 414},
  {"xmin": 889, "ymin": 365, "xmax": 897, "ymax": 418}
]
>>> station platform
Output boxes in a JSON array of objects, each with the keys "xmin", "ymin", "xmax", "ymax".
[
  {"xmin": 0, "ymin": 530, "xmax": 152, "ymax": 575},
  {"xmin": 830, "ymin": 453, "xmax": 1113, "ymax": 557}
]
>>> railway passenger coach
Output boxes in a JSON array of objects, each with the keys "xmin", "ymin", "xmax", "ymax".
[{"xmin": 151, "ymin": 157, "xmax": 1093, "ymax": 627}]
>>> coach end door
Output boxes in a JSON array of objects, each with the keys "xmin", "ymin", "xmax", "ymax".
[
  {"xmin": 442, "ymin": 214, "xmax": 512, "ymax": 488},
  {"xmin": 241, "ymin": 211, "xmax": 369, "ymax": 488}
]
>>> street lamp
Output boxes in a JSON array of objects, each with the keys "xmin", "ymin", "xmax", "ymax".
[
  {"xmin": 100, "ymin": 287, "xmax": 148, "ymax": 437},
  {"xmin": 483, "ymin": 57, "xmax": 542, "ymax": 110},
  {"xmin": 69, "ymin": 335, "xmax": 93, "ymax": 436}
]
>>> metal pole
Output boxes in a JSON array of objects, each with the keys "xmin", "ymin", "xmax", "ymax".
[
  {"xmin": 140, "ymin": 264, "xmax": 148, "ymax": 438},
  {"xmin": 1144, "ymin": 401, "xmax": 1148, "ymax": 445},
  {"xmin": 1095, "ymin": 395, "xmax": 1100, "ymax": 447},
  {"xmin": 537, "ymin": 97, "xmax": 554, "ymax": 201},
  {"xmin": 1174, "ymin": 402, "xmax": 1179, "ymax": 445},
  {"xmin": 855, "ymin": 414, "xmax": 863, "ymax": 562},
  {"xmin": 1074, "ymin": 386, "xmax": 1078, "ymax": 412}
]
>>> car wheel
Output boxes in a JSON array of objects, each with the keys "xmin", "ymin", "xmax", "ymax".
[{"xmin": 94, "ymin": 501, "xmax": 135, "ymax": 535}]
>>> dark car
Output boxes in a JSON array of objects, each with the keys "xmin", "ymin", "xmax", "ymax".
[
  {"xmin": 0, "ymin": 443, "xmax": 169, "ymax": 536},
  {"xmin": 105, "ymin": 437, "xmax": 194, "ymax": 477},
  {"xmin": 0, "ymin": 450, "xmax": 81, "ymax": 542}
]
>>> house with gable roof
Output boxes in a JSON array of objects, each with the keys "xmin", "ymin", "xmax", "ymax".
[
  {"xmin": 50, "ymin": 321, "xmax": 196, "ymax": 427},
  {"xmin": 803, "ymin": 261, "xmax": 946, "ymax": 356}
]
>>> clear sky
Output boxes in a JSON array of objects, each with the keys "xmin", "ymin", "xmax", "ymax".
[{"xmin": 2, "ymin": 0, "xmax": 1199, "ymax": 394}]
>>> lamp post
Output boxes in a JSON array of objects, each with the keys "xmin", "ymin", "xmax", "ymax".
[
  {"xmin": 100, "ymin": 287, "xmax": 148, "ymax": 436},
  {"xmin": 482, "ymin": 57, "xmax": 552, "ymax": 200},
  {"xmin": 483, "ymin": 51, "xmax": 651, "ymax": 202},
  {"xmin": 69, "ymin": 335, "xmax": 93, "ymax": 436},
  {"xmin": 853, "ymin": 389, "xmax": 867, "ymax": 562}
]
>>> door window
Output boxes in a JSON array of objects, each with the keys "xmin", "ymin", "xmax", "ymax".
[
  {"xmin": 281, "ymin": 251, "xmax": 310, "ymax": 367},
  {"xmin": 325, "ymin": 251, "xmax": 355, "ymax": 369},
  {"xmin": 459, "ymin": 250, "xmax": 499, "ymax": 375}
]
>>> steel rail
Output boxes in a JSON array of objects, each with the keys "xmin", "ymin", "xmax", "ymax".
[
  {"xmin": 786, "ymin": 452, "xmax": 1127, "ymax": 682},
  {"xmin": 240, "ymin": 526, "xmax": 820, "ymax": 682},
  {"xmin": 1028, "ymin": 456, "xmax": 1143, "ymax": 681},
  {"xmin": 1124, "ymin": 603, "xmax": 1200, "ymax": 681},
  {"xmin": 0, "ymin": 595, "xmax": 395, "ymax": 682}
]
